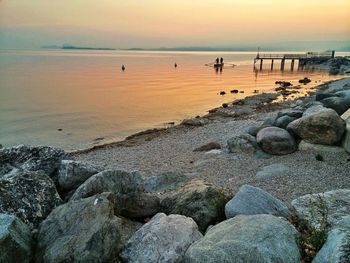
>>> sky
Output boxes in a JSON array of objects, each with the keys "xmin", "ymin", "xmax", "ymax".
[{"xmin": 0, "ymin": 0, "xmax": 349, "ymax": 50}]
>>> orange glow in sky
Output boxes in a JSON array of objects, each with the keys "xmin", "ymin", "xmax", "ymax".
[{"xmin": 0, "ymin": 0, "xmax": 349, "ymax": 49}]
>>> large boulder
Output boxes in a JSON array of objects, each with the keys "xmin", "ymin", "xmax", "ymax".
[
  {"xmin": 58, "ymin": 160, "xmax": 104, "ymax": 191},
  {"xmin": 0, "ymin": 214, "xmax": 32, "ymax": 263},
  {"xmin": 225, "ymin": 185, "xmax": 290, "ymax": 219},
  {"xmin": 227, "ymin": 133, "xmax": 259, "ymax": 154},
  {"xmin": 287, "ymin": 109, "xmax": 345, "ymax": 145},
  {"xmin": 313, "ymin": 215, "xmax": 350, "ymax": 263},
  {"xmin": 121, "ymin": 213, "xmax": 202, "ymax": 263},
  {"xmin": 291, "ymin": 189, "xmax": 350, "ymax": 230},
  {"xmin": 321, "ymin": 96, "xmax": 350, "ymax": 115},
  {"xmin": 0, "ymin": 170, "xmax": 62, "ymax": 229},
  {"xmin": 0, "ymin": 145, "xmax": 66, "ymax": 180},
  {"xmin": 256, "ymin": 127, "xmax": 297, "ymax": 155},
  {"xmin": 70, "ymin": 169, "xmax": 144, "ymax": 200},
  {"xmin": 302, "ymin": 105, "xmax": 328, "ymax": 117},
  {"xmin": 160, "ymin": 180, "xmax": 228, "ymax": 232},
  {"xmin": 36, "ymin": 192, "xmax": 132, "ymax": 263},
  {"xmin": 184, "ymin": 214, "xmax": 301, "ymax": 263},
  {"xmin": 143, "ymin": 171, "xmax": 189, "ymax": 193}
]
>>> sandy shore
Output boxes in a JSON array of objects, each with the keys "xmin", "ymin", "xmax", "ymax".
[{"xmin": 72, "ymin": 77, "xmax": 350, "ymax": 204}]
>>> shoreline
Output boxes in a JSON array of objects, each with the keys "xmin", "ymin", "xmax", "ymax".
[{"xmin": 70, "ymin": 76, "xmax": 349, "ymax": 156}]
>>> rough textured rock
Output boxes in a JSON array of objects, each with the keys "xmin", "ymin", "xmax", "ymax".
[
  {"xmin": 70, "ymin": 169, "xmax": 144, "ymax": 200},
  {"xmin": 227, "ymin": 133, "xmax": 259, "ymax": 154},
  {"xmin": 275, "ymin": 115, "xmax": 298, "ymax": 129},
  {"xmin": 225, "ymin": 185, "xmax": 290, "ymax": 219},
  {"xmin": 36, "ymin": 193, "xmax": 128, "ymax": 263},
  {"xmin": 255, "ymin": 163, "xmax": 290, "ymax": 179},
  {"xmin": 302, "ymin": 105, "xmax": 328, "ymax": 117},
  {"xmin": 116, "ymin": 192, "xmax": 161, "ymax": 219},
  {"xmin": 184, "ymin": 214, "xmax": 301, "ymax": 263},
  {"xmin": 181, "ymin": 117, "xmax": 209, "ymax": 126},
  {"xmin": 58, "ymin": 160, "xmax": 104, "ymax": 190},
  {"xmin": 321, "ymin": 96, "xmax": 350, "ymax": 116},
  {"xmin": 244, "ymin": 123, "xmax": 261, "ymax": 136},
  {"xmin": 161, "ymin": 180, "xmax": 229, "ymax": 232},
  {"xmin": 341, "ymin": 109, "xmax": 350, "ymax": 153},
  {"xmin": 291, "ymin": 189, "xmax": 350, "ymax": 230},
  {"xmin": 193, "ymin": 142, "xmax": 221, "ymax": 152},
  {"xmin": 0, "ymin": 145, "xmax": 66, "ymax": 180},
  {"xmin": 313, "ymin": 215, "xmax": 350, "ymax": 263},
  {"xmin": 0, "ymin": 213, "xmax": 32, "ymax": 263},
  {"xmin": 287, "ymin": 109, "xmax": 345, "ymax": 145},
  {"xmin": 298, "ymin": 141, "xmax": 345, "ymax": 153},
  {"xmin": 121, "ymin": 213, "xmax": 202, "ymax": 263},
  {"xmin": 0, "ymin": 170, "xmax": 62, "ymax": 229},
  {"xmin": 256, "ymin": 127, "xmax": 297, "ymax": 155},
  {"xmin": 277, "ymin": 109, "xmax": 303, "ymax": 119},
  {"xmin": 316, "ymin": 93, "xmax": 340, "ymax": 101},
  {"xmin": 143, "ymin": 171, "xmax": 188, "ymax": 193}
]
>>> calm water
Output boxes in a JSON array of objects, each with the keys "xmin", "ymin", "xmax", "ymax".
[{"xmin": 0, "ymin": 49, "xmax": 348, "ymax": 151}]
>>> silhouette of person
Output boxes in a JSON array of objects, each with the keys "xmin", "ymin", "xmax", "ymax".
[
  {"xmin": 174, "ymin": 63, "xmax": 177, "ymax": 68},
  {"xmin": 122, "ymin": 65, "xmax": 125, "ymax": 71},
  {"xmin": 220, "ymin": 57, "xmax": 224, "ymax": 64},
  {"xmin": 216, "ymin": 57, "xmax": 219, "ymax": 64}
]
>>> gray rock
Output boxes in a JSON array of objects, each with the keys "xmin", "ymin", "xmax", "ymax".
[
  {"xmin": 193, "ymin": 142, "xmax": 221, "ymax": 152},
  {"xmin": 256, "ymin": 163, "xmax": 290, "ymax": 179},
  {"xmin": 227, "ymin": 133, "xmax": 259, "ymax": 154},
  {"xmin": 184, "ymin": 214, "xmax": 301, "ymax": 263},
  {"xmin": 336, "ymin": 89, "xmax": 350, "ymax": 98},
  {"xmin": 275, "ymin": 115, "xmax": 298, "ymax": 129},
  {"xmin": 277, "ymin": 109, "xmax": 303, "ymax": 119},
  {"xmin": 143, "ymin": 171, "xmax": 188, "ymax": 193},
  {"xmin": 0, "ymin": 169, "xmax": 62, "ymax": 229},
  {"xmin": 303, "ymin": 105, "xmax": 328, "ymax": 117},
  {"xmin": 316, "ymin": 93, "xmax": 340, "ymax": 101},
  {"xmin": 0, "ymin": 214, "xmax": 32, "ymax": 263},
  {"xmin": 121, "ymin": 213, "xmax": 202, "ymax": 263},
  {"xmin": 161, "ymin": 180, "xmax": 229, "ymax": 232},
  {"xmin": 291, "ymin": 189, "xmax": 350, "ymax": 230},
  {"xmin": 244, "ymin": 123, "xmax": 261, "ymax": 136},
  {"xmin": 260, "ymin": 115, "xmax": 278, "ymax": 129},
  {"xmin": 70, "ymin": 169, "xmax": 144, "ymax": 200},
  {"xmin": 0, "ymin": 145, "xmax": 66, "ymax": 180},
  {"xmin": 252, "ymin": 150, "xmax": 273, "ymax": 160},
  {"xmin": 36, "ymin": 193, "xmax": 129, "ymax": 263},
  {"xmin": 321, "ymin": 96, "xmax": 350, "ymax": 115},
  {"xmin": 298, "ymin": 141, "xmax": 345, "ymax": 153},
  {"xmin": 58, "ymin": 160, "xmax": 104, "ymax": 190},
  {"xmin": 225, "ymin": 185, "xmax": 290, "ymax": 219},
  {"xmin": 313, "ymin": 215, "xmax": 350, "ymax": 263},
  {"xmin": 287, "ymin": 109, "xmax": 345, "ymax": 145},
  {"xmin": 0, "ymin": 163, "xmax": 15, "ymax": 178},
  {"xmin": 116, "ymin": 192, "xmax": 161, "ymax": 219},
  {"xmin": 256, "ymin": 127, "xmax": 297, "ymax": 155},
  {"xmin": 182, "ymin": 117, "xmax": 209, "ymax": 126}
]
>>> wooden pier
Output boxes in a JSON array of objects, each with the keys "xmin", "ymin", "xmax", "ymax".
[{"xmin": 254, "ymin": 51, "xmax": 335, "ymax": 71}]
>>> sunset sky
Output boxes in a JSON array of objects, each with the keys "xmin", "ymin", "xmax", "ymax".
[{"xmin": 0, "ymin": 0, "xmax": 349, "ymax": 50}]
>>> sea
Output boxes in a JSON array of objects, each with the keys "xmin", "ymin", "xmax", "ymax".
[{"xmin": 0, "ymin": 49, "xmax": 348, "ymax": 151}]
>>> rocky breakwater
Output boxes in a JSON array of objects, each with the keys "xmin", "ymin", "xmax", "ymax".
[{"xmin": 1, "ymin": 141, "xmax": 350, "ymax": 262}]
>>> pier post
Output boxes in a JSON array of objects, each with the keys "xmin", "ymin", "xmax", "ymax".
[
  {"xmin": 260, "ymin": 59, "xmax": 263, "ymax": 71},
  {"xmin": 291, "ymin": 59, "xmax": 295, "ymax": 71},
  {"xmin": 280, "ymin": 59, "xmax": 285, "ymax": 71},
  {"xmin": 271, "ymin": 59, "xmax": 274, "ymax": 70}
]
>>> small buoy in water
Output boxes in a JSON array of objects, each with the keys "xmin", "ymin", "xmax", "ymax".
[
  {"xmin": 122, "ymin": 65, "xmax": 125, "ymax": 71},
  {"xmin": 174, "ymin": 63, "xmax": 177, "ymax": 68}
]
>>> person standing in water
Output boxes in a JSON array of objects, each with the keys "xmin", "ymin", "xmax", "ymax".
[
  {"xmin": 174, "ymin": 62, "xmax": 177, "ymax": 68},
  {"xmin": 220, "ymin": 57, "xmax": 224, "ymax": 64},
  {"xmin": 122, "ymin": 65, "xmax": 125, "ymax": 71},
  {"xmin": 215, "ymin": 57, "xmax": 219, "ymax": 64}
]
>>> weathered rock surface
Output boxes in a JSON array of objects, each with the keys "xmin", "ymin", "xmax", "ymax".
[
  {"xmin": 36, "ymin": 193, "xmax": 127, "ymax": 263},
  {"xmin": 184, "ymin": 214, "xmax": 301, "ymax": 263},
  {"xmin": 287, "ymin": 109, "xmax": 345, "ymax": 145},
  {"xmin": 58, "ymin": 160, "xmax": 104, "ymax": 190},
  {"xmin": 277, "ymin": 109, "xmax": 303, "ymax": 119},
  {"xmin": 121, "ymin": 213, "xmax": 202, "ymax": 263},
  {"xmin": 116, "ymin": 192, "xmax": 161, "ymax": 219},
  {"xmin": 291, "ymin": 189, "xmax": 350, "ymax": 230},
  {"xmin": 225, "ymin": 185, "xmax": 290, "ymax": 219},
  {"xmin": 321, "ymin": 96, "xmax": 350, "ymax": 116},
  {"xmin": 193, "ymin": 141, "xmax": 221, "ymax": 152},
  {"xmin": 316, "ymin": 93, "xmax": 340, "ymax": 101},
  {"xmin": 302, "ymin": 105, "xmax": 328, "ymax": 117},
  {"xmin": 0, "ymin": 213, "xmax": 32, "ymax": 263},
  {"xmin": 0, "ymin": 170, "xmax": 62, "ymax": 229},
  {"xmin": 298, "ymin": 141, "xmax": 345, "ymax": 153},
  {"xmin": 182, "ymin": 117, "xmax": 209, "ymax": 126},
  {"xmin": 161, "ymin": 180, "xmax": 228, "ymax": 232},
  {"xmin": 70, "ymin": 169, "xmax": 144, "ymax": 200},
  {"xmin": 275, "ymin": 115, "xmax": 298, "ymax": 129},
  {"xmin": 0, "ymin": 145, "xmax": 66, "ymax": 180},
  {"xmin": 255, "ymin": 163, "xmax": 290, "ymax": 179},
  {"xmin": 143, "ymin": 171, "xmax": 188, "ymax": 193},
  {"xmin": 313, "ymin": 215, "xmax": 350, "ymax": 263},
  {"xmin": 227, "ymin": 133, "xmax": 259, "ymax": 154},
  {"xmin": 256, "ymin": 127, "xmax": 297, "ymax": 155}
]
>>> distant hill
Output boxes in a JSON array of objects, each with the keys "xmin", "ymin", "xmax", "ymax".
[{"xmin": 41, "ymin": 44, "xmax": 116, "ymax": 50}]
